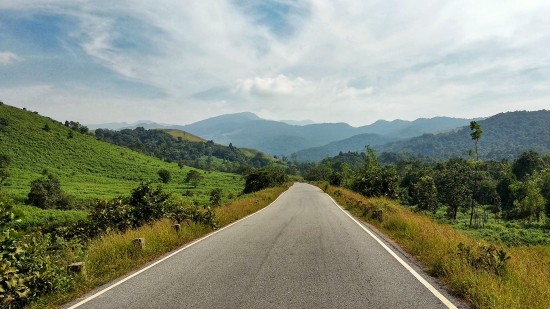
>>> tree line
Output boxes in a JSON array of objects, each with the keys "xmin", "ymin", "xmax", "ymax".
[
  {"xmin": 299, "ymin": 123, "xmax": 550, "ymax": 225},
  {"xmin": 94, "ymin": 127, "xmax": 273, "ymax": 173}
]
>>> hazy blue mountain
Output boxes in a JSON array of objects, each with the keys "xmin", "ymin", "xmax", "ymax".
[
  {"xmin": 179, "ymin": 115, "xmax": 359, "ymax": 155},
  {"xmin": 293, "ymin": 133, "xmax": 397, "ymax": 162},
  {"xmin": 375, "ymin": 110, "xmax": 550, "ymax": 160},
  {"xmin": 89, "ymin": 112, "xmax": 476, "ymax": 156},
  {"xmin": 358, "ymin": 117, "xmax": 483, "ymax": 139},
  {"xmin": 178, "ymin": 113, "xmax": 475, "ymax": 156}
]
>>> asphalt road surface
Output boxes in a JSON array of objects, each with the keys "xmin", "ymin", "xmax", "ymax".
[{"xmin": 66, "ymin": 183, "xmax": 462, "ymax": 309}]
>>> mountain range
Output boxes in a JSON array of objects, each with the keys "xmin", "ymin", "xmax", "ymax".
[
  {"xmin": 89, "ymin": 113, "xmax": 476, "ymax": 158},
  {"xmin": 88, "ymin": 110, "xmax": 550, "ymax": 162},
  {"xmin": 375, "ymin": 110, "xmax": 550, "ymax": 160}
]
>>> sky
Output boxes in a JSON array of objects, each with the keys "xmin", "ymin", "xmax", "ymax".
[{"xmin": 1, "ymin": 0, "xmax": 549, "ymax": 127}]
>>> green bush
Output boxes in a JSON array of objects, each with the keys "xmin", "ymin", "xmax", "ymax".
[
  {"xmin": 209, "ymin": 188, "xmax": 223, "ymax": 207},
  {"xmin": 1, "ymin": 200, "xmax": 75, "ymax": 308},
  {"xmin": 158, "ymin": 169, "xmax": 171, "ymax": 184},
  {"xmin": 243, "ymin": 167, "xmax": 287, "ymax": 193},
  {"xmin": 457, "ymin": 242, "xmax": 510, "ymax": 276},
  {"xmin": 90, "ymin": 198, "xmax": 133, "ymax": 233},
  {"xmin": 27, "ymin": 172, "xmax": 73, "ymax": 210}
]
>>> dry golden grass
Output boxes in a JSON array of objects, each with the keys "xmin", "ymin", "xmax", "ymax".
[
  {"xmin": 31, "ymin": 183, "xmax": 291, "ymax": 309},
  {"xmin": 323, "ymin": 185, "xmax": 550, "ymax": 309}
]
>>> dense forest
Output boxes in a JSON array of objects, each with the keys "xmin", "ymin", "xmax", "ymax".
[{"xmin": 94, "ymin": 127, "xmax": 275, "ymax": 173}]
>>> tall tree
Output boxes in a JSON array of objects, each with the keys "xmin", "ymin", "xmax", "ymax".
[
  {"xmin": 469, "ymin": 121, "xmax": 483, "ymax": 227},
  {"xmin": 413, "ymin": 175, "xmax": 438, "ymax": 213}
]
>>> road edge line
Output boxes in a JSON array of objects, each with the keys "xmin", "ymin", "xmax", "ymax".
[
  {"xmin": 66, "ymin": 185, "xmax": 293, "ymax": 309},
  {"xmin": 325, "ymin": 194, "xmax": 458, "ymax": 309}
]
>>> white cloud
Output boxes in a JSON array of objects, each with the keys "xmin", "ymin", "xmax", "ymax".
[
  {"xmin": 235, "ymin": 74, "xmax": 313, "ymax": 97},
  {"xmin": 0, "ymin": 52, "xmax": 22, "ymax": 65},
  {"xmin": 1, "ymin": 0, "xmax": 550, "ymax": 126}
]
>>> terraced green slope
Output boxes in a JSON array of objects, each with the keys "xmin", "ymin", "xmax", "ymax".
[{"xmin": 0, "ymin": 104, "xmax": 243, "ymax": 202}]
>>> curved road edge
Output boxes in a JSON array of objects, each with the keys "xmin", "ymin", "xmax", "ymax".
[
  {"xmin": 324, "ymin": 190, "xmax": 468, "ymax": 309},
  {"xmin": 63, "ymin": 185, "xmax": 294, "ymax": 309}
]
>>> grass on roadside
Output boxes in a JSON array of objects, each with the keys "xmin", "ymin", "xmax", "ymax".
[
  {"xmin": 319, "ymin": 184, "xmax": 550, "ymax": 309},
  {"xmin": 29, "ymin": 184, "xmax": 291, "ymax": 309}
]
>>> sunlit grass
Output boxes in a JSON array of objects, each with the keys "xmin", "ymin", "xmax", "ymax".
[
  {"xmin": 322, "ymin": 184, "xmax": 550, "ymax": 309},
  {"xmin": 30, "ymin": 183, "xmax": 291, "ymax": 308}
]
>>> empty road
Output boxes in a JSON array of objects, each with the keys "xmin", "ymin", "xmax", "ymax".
[{"xmin": 66, "ymin": 183, "xmax": 461, "ymax": 309}]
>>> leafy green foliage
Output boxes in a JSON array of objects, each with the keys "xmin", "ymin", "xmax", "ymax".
[
  {"xmin": 434, "ymin": 159, "xmax": 472, "ymax": 220},
  {"xmin": 128, "ymin": 183, "xmax": 169, "ymax": 227},
  {"xmin": 89, "ymin": 198, "xmax": 133, "ymax": 233},
  {"xmin": 27, "ymin": 172, "xmax": 72, "ymax": 210},
  {"xmin": 94, "ymin": 127, "xmax": 273, "ymax": 173},
  {"xmin": 1, "ymin": 199, "xmax": 75, "ymax": 308},
  {"xmin": 64, "ymin": 121, "xmax": 89, "ymax": 134},
  {"xmin": 157, "ymin": 169, "xmax": 171, "ymax": 184},
  {"xmin": 0, "ymin": 154, "xmax": 9, "ymax": 187},
  {"xmin": 184, "ymin": 170, "xmax": 203, "ymax": 188},
  {"xmin": 0, "ymin": 104, "xmax": 243, "ymax": 203},
  {"xmin": 351, "ymin": 148, "xmax": 400, "ymax": 199},
  {"xmin": 412, "ymin": 176, "xmax": 438, "ymax": 212},
  {"xmin": 89, "ymin": 183, "xmax": 217, "ymax": 233},
  {"xmin": 0, "ymin": 117, "xmax": 8, "ymax": 132},
  {"xmin": 512, "ymin": 150, "xmax": 544, "ymax": 181},
  {"xmin": 209, "ymin": 188, "xmax": 223, "ymax": 207},
  {"xmin": 243, "ymin": 167, "xmax": 288, "ymax": 193}
]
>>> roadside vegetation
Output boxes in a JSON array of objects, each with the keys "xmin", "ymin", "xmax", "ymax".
[
  {"xmin": 302, "ymin": 121, "xmax": 550, "ymax": 308},
  {"xmin": 320, "ymin": 185, "xmax": 550, "ymax": 309},
  {"xmin": 0, "ymin": 104, "xmax": 290, "ymax": 308}
]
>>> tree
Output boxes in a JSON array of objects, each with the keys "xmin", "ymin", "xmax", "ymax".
[
  {"xmin": 185, "ymin": 170, "xmax": 203, "ymax": 188},
  {"xmin": 0, "ymin": 154, "xmax": 9, "ymax": 187},
  {"xmin": 412, "ymin": 176, "xmax": 438, "ymax": 213},
  {"xmin": 128, "ymin": 182, "xmax": 169, "ymax": 227},
  {"xmin": 209, "ymin": 188, "xmax": 223, "ymax": 206},
  {"xmin": 351, "ymin": 147, "xmax": 399, "ymax": 198},
  {"xmin": 435, "ymin": 159, "xmax": 472, "ymax": 220},
  {"xmin": 42, "ymin": 123, "xmax": 51, "ymax": 132},
  {"xmin": 0, "ymin": 117, "xmax": 8, "ymax": 132},
  {"xmin": 27, "ymin": 172, "xmax": 72, "ymax": 209},
  {"xmin": 158, "ymin": 169, "xmax": 171, "ymax": 183},
  {"xmin": 351, "ymin": 165, "xmax": 400, "ymax": 198},
  {"xmin": 512, "ymin": 174, "xmax": 545, "ymax": 221},
  {"xmin": 512, "ymin": 151, "xmax": 544, "ymax": 181},
  {"xmin": 469, "ymin": 121, "xmax": 483, "ymax": 226},
  {"xmin": 243, "ymin": 167, "xmax": 287, "ymax": 193},
  {"xmin": 540, "ymin": 169, "xmax": 550, "ymax": 219}
]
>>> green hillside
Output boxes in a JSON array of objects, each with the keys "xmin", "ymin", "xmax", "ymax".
[
  {"xmin": 0, "ymin": 104, "xmax": 243, "ymax": 202},
  {"xmin": 163, "ymin": 129, "xmax": 206, "ymax": 142},
  {"xmin": 377, "ymin": 110, "xmax": 550, "ymax": 160}
]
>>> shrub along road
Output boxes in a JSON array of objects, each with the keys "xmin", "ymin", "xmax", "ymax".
[{"xmin": 65, "ymin": 183, "xmax": 462, "ymax": 309}]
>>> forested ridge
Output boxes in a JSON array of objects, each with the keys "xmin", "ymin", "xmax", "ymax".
[
  {"xmin": 377, "ymin": 110, "xmax": 550, "ymax": 160},
  {"xmin": 94, "ymin": 127, "xmax": 275, "ymax": 173}
]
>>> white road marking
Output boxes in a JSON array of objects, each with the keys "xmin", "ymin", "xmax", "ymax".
[
  {"xmin": 326, "ymin": 193, "xmax": 458, "ymax": 309},
  {"xmin": 66, "ymin": 186, "xmax": 292, "ymax": 309}
]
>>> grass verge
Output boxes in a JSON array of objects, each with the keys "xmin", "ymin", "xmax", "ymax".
[
  {"xmin": 29, "ymin": 184, "xmax": 291, "ymax": 308},
  {"xmin": 319, "ymin": 184, "xmax": 550, "ymax": 309}
]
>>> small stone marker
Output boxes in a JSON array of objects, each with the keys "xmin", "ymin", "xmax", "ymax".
[
  {"xmin": 132, "ymin": 238, "xmax": 145, "ymax": 250},
  {"xmin": 375, "ymin": 209, "xmax": 383, "ymax": 222},
  {"xmin": 67, "ymin": 262, "xmax": 85, "ymax": 274}
]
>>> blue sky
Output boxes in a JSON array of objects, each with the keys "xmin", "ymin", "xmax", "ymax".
[{"xmin": 1, "ymin": 0, "xmax": 549, "ymax": 126}]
